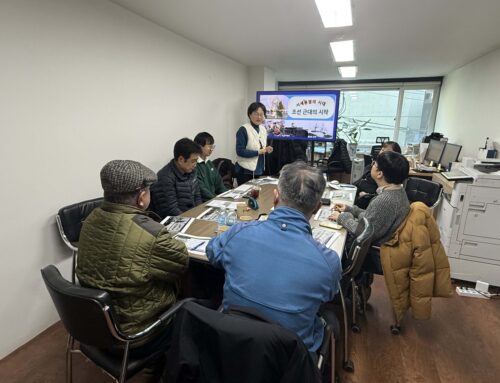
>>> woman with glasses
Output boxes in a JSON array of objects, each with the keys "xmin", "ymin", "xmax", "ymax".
[{"xmin": 235, "ymin": 102, "xmax": 274, "ymax": 185}]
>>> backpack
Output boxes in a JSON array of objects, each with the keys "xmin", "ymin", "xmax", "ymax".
[{"xmin": 212, "ymin": 158, "xmax": 236, "ymax": 189}]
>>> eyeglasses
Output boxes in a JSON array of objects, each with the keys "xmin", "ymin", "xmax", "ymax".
[
  {"xmin": 208, "ymin": 144, "xmax": 216, "ymax": 150},
  {"xmin": 251, "ymin": 111, "xmax": 266, "ymax": 118}
]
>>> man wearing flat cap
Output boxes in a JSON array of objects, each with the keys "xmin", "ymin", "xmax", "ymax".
[{"xmin": 77, "ymin": 160, "xmax": 189, "ymax": 354}]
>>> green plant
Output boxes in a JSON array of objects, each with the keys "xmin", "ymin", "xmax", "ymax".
[{"xmin": 337, "ymin": 116, "xmax": 372, "ymax": 144}]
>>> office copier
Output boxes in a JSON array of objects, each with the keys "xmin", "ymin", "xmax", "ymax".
[{"xmin": 436, "ymin": 162, "xmax": 500, "ymax": 287}]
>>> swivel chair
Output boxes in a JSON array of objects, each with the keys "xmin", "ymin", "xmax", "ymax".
[
  {"xmin": 405, "ymin": 177, "xmax": 443, "ymax": 210},
  {"xmin": 41, "ymin": 265, "xmax": 192, "ymax": 383},
  {"xmin": 335, "ymin": 217, "xmax": 374, "ymax": 373},
  {"xmin": 164, "ymin": 300, "xmax": 336, "ymax": 383},
  {"xmin": 56, "ymin": 197, "xmax": 103, "ymax": 283}
]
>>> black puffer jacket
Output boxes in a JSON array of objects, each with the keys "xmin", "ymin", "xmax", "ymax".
[
  {"xmin": 150, "ymin": 160, "xmax": 202, "ymax": 218},
  {"xmin": 328, "ymin": 139, "xmax": 352, "ymax": 172}
]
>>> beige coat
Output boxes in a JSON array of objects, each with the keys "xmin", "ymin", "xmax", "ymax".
[{"xmin": 380, "ymin": 202, "xmax": 453, "ymax": 321}]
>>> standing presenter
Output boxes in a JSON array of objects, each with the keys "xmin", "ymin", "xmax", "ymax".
[{"xmin": 235, "ymin": 102, "xmax": 273, "ymax": 185}]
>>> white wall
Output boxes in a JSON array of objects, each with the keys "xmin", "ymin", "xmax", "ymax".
[
  {"xmin": 0, "ymin": 0, "xmax": 247, "ymax": 359},
  {"xmin": 248, "ymin": 66, "xmax": 276, "ymax": 105},
  {"xmin": 435, "ymin": 46, "xmax": 500, "ymax": 158}
]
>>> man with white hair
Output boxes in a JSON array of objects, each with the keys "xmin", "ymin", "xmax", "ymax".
[{"xmin": 206, "ymin": 161, "xmax": 341, "ymax": 353}]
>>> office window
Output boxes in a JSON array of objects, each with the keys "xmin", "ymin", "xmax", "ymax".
[
  {"xmin": 338, "ymin": 87, "xmax": 437, "ymax": 150},
  {"xmin": 279, "ymin": 80, "xmax": 441, "ymax": 154},
  {"xmin": 337, "ymin": 90, "xmax": 399, "ymax": 147},
  {"xmin": 397, "ymin": 89, "xmax": 436, "ymax": 146}
]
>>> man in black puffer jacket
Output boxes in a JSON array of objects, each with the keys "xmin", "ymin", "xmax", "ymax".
[{"xmin": 150, "ymin": 138, "xmax": 203, "ymax": 218}]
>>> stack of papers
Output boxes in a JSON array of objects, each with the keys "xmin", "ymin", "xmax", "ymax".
[
  {"xmin": 314, "ymin": 207, "xmax": 332, "ymax": 221},
  {"xmin": 206, "ymin": 200, "xmax": 239, "ymax": 210},
  {"xmin": 196, "ymin": 207, "xmax": 220, "ymax": 222},
  {"xmin": 250, "ymin": 177, "xmax": 279, "ymax": 185},
  {"xmin": 160, "ymin": 216, "xmax": 194, "ymax": 234},
  {"xmin": 217, "ymin": 184, "xmax": 253, "ymax": 199},
  {"xmin": 174, "ymin": 233, "xmax": 211, "ymax": 254},
  {"xmin": 312, "ymin": 228, "xmax": 340, "ymax": 248}
]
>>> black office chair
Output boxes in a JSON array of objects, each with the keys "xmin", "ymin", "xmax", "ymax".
[
  {"xmin": 41, "ymin": 265, "xmax": 192, "ymax": 383},
  {"xmin": 164, "ymin": 300, "xmax": 335, "ymax": 383},
  {"xmin": 335, "ymin": 217, "xmax": 374, "ymax": 373},
  {"xmin": 56, "ymin": 197, "xmax": 103, "ymax": 283},
  {"xmin": 405, "ymin": 177, "xmax": 442, "ymax": 210}
]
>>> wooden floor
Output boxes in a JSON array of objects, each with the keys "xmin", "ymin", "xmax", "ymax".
[{"xmin": 1, "ymin": 276, "xmax": 499, "ymax": 383}]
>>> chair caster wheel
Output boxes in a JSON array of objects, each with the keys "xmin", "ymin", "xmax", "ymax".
[
  {"xmin": 343, "ymin": 359, "xmax": 354, "ymax": 372},
  {"xmin": 351, "ymin": 324, "xmax": 360, "ymax": 333},
  {"xmin": 390, "ymin": 324, "xmax": 401, "ymax": 335}
]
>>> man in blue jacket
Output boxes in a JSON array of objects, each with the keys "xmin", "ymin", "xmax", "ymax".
[{"xmin": 206, "ymin": 161, "xmax": 342, "ymax": 353}]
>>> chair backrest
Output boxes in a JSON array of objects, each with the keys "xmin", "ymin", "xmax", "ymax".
[
  {"xmin": 164, "ymin": 301, "xmax": 321, "ymax": 383},
  {"xmin": 327, "ymin": 139, "xmax": 352, "ymax": 172},
  {"xmin": 212, "ymin": 157, "xmax": 236, "ymax": 189},
  {"xmin": 41, "ymin": 265, "xmax": 122, "ymax": 348},
  {"xmin": 343, "ymin": 217, "xmax": 375, "ymax": 280},
  {"xmin": 57, "ymin": 197, "xmax": 103, "ymax": 245},
  {"xmin": 370, "ymin": 145, "xmax": 382, "ymax": 159},
  {"xmin": 405, "ymin": 177, "xmax": 442, "ymax": 208}
]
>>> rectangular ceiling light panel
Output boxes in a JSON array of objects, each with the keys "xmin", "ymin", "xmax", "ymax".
[
  {"xmin": 330, "ymin": 40, "xmax": 354, "ymax": 62},
  {"xmin": 338, "ymin": 66, "xmax": 358, "ymax": 78},
  {"xmin": 315, "ymin": 0, "xmax": 353, "ymax": 28}
]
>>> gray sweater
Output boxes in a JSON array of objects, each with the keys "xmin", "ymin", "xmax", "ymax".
[{"xmin": 337, "ymin": 186, "xmax": 410, "ymax": 244}]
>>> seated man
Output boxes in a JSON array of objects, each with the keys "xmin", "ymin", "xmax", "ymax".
[
  {"xmin": 150, "ymin": 138, "xmax": 203, "ymax": 217},
  {"xmin": 76, "ymin": 160, "xmax": 189, "ymax": 352},
  {"xmin": 329, "ymin": 151, "xmax": 410, "ymax": 246},
  {"xmin": 206, "ymin": 161, "xmax": 342, "ymax": 353},
  {"xmin": 353, "ymin": 141, "xmax": 402, "ymax": 209},
  {"xmin": 194, "ymin": 132, "xmax": 228, "ymax": 201}
]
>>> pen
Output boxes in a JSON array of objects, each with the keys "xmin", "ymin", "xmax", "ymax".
[{"xmin": 191, "ymin": 241, "xmax": 204, "ymax": 251}]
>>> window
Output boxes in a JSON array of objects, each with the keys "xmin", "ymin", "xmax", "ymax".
[{"xmin": 279, "ymin": 80, "xmax": 441, "ymax": 154}]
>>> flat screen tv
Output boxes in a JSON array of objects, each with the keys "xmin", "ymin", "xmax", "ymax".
[{"xmin": 256, "ymin": 90, "xmax": 340, "ymax": 141}]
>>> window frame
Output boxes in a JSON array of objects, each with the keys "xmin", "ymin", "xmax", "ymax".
[{"xmin": 278, "ymin": 79, "xmax": 442, "ymax": 145}]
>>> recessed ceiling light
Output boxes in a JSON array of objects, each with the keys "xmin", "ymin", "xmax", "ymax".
[
  {"xmin": 315, "ymin": 0, "xmax": 353, "ymax": 28},
  {"xmin": 338, "ymin": 66, "xmax": 358, "ymax": 78},
  {"xmin": 330, "ymin": 40, "xmax": 354, "ymax": 62}
]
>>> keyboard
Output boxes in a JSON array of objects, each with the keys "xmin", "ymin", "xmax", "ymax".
[{"xmin": 415, "ymin": 164, "xmax": 437, "ymax": 172}]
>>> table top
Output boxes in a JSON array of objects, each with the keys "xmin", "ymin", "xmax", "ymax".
[
  {"xmin": 178, "ymin": 180, "xmax": 356, "ymax": 262},
  {"xmin": 409, "ymin": 168, "xmax": 435, "ymax": 179}
]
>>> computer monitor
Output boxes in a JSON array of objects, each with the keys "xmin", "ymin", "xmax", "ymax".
[
  {"xmin": 440, "ymin": 143, "xmax": 462, "ymax": 171},
  {"xmin": 424, "ymin": 139, "xmax": 446, "ymax": 165}
]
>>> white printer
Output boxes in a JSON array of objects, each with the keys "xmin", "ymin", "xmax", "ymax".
[{"xmin": 436, "ymin": 162, "xmax": 500, "ymax": 286}]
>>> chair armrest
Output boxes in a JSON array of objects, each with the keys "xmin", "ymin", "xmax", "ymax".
[
  {"xmin": 123, "ymin": 298, "xmax": 196, "ymax": 340},
  {"xmin": 317, "ymin": 324, "xmax": 333, "ymax": 370}
]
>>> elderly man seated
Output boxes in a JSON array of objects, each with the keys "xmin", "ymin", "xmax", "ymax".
[
  {"xmin": 206, "ymin": 161, "xmax": 342, "ymax": 354},
  {"xmin": 77, "ymin": 160, "xmax": 189, "ymax": 361}
]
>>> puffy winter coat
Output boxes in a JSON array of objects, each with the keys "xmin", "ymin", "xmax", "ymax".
[
  {"xmin": 76, "ymin": 202, "xmax": 189, "ymax": 338},
  {"xmin": 149, "ymin": 159, "xmax": 202, "ymax": 218},
  {"xmin": 380, "ymin": 202, "xmax": 453, "ymax": 321}
]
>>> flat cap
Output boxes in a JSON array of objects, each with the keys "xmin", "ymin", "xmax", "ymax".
[{"xmin": 100, "ymin": 160, "xmax": 157, "ymax": 194}]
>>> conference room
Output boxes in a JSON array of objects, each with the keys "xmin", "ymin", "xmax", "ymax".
[{"xmin": 1, "ymin": 1, "xmax": 500, "ymax": 383}]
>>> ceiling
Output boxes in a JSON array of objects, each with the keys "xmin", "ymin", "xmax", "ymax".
[{"xmin": 110, "ymin": 0, "xmax": 500, "ymax": 82}]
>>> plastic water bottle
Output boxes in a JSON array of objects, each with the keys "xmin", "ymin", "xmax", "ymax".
[
  {"xmin": 217, "ymin": 208, "xmax": 227, "ymax": 233},
  {"xmin": 226, "ymin": 209, "xmax": 237, "ymax": 226}
]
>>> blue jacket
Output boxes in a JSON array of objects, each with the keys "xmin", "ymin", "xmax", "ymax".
[{"xmin": 206, "ymin": 206, "xmax": 341, "ymax": 352}]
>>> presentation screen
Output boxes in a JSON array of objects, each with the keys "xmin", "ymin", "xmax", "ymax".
[{"xmin": 256, "ymin": 90, "xmax": 340, "ymax": 141}]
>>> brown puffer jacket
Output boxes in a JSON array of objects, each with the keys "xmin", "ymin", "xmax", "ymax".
[{"xmin": 380, "ymin": 202, "xmax": 453, "ymax": 321}]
